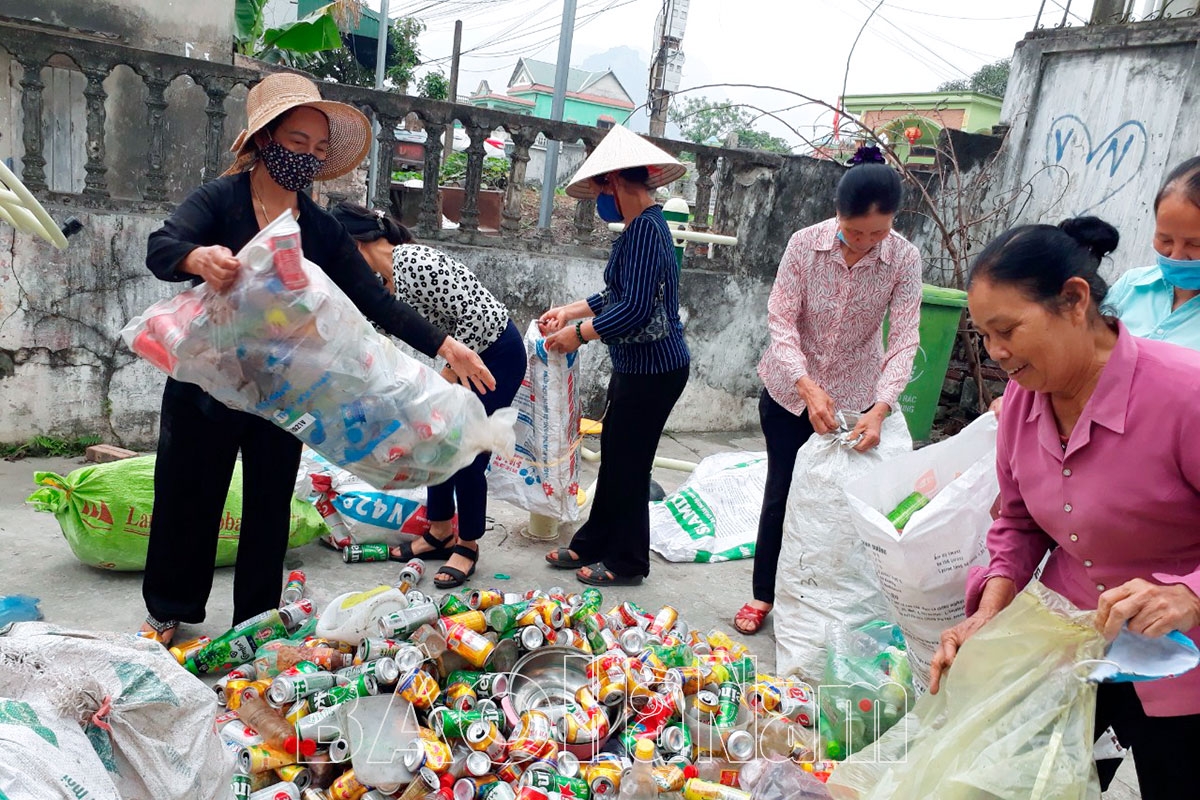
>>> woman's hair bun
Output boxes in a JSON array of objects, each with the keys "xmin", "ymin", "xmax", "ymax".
[{"xmin": 1057, "ymin": 216, "xmax": 1119, "ymax": 261}]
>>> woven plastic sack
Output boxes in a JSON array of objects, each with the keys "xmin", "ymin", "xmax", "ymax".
[
  {"xmin": 486, "ymin": 321, "xmax": 581, "ymax": 521},
  {"xmin": 120, "ymin": 211, "xmax": 515, "ymax": 490},
  {"xmin": 649, "ymin": 451, "xmax": 768, "ymax": 562},
  {"xmin": 844, "ymin": 413, "xmax": 998, "ymax": 691},
  {"xmin": 0, "ymin": 622, "xmax": 235, "ymax": 800},
  {"xmin": 0, "ymin": 695, "xmax": 120, "ymax": 800},
  {"xmin": 775, "ymin": 413, "xmax": 912, "ymax": 680},
  {"xmin": 826, "ymin": 583, "xmax": 1104, "ymax": 800},
  {"xmin": 26, "ymin": 456, "xmax": 327, "ymax": 571}
]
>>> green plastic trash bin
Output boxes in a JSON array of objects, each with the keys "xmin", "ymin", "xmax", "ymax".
[{"xmin": 888, "ymin": 284, "xmax": 969, "ymax": 442}]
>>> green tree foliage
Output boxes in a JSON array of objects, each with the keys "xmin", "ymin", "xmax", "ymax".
[
  {"xmin": 417, "ymin": 71, "xmax": 450, "ymax": 101},
  {"xmin": 385, "ymin": 18, "xmax": 425, "ymax": 94},
  {"xmin": 234, "ymin": 0, "xmax": 342, "ymax": 65},
  {"xmin": 937, "ymin": 58, "xmax": 1010, "ymax": 98},
  {"xmin": 668, "ymin": 95, "xmax": 793, "ymax": 153}
]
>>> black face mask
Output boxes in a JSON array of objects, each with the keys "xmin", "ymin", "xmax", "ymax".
[{"xmin": 260, "ymin": 138, "xmax": 324, "ymax": 192}]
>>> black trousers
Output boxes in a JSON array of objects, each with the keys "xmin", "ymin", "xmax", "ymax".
[
  {"xmin": 1094, "ymin": 682, "xmax": 1200, "ymax": 798},
  {"xmin": 569, "ymin": 366, "xmax": 689, "ymax": 577},
  {"xmin": 143, "ymin": 378, "xmax": 302, "ymax": 627},
  {"xmin": 752, "ymin": 389, "xmax": 816, "ymax": 605}
]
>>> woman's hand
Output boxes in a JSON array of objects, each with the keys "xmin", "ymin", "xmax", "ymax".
[
  {"xmin": 538, "ymin": 307, "xmax": 571, "ymax": 335},
  {"xmin": 1096, "ymin": 579, "xmax": 1200, "ymax": 641},
  {"xmin": 929, "ymin": 576, "xmax": 1015, "ymax": 694},
  {"xmin": 439, "ymin": 365, "xmax": 457, "ymax": 384},
  {"xmin": 847, "ymin": 404, "xmax": 888, "ymax": 452},
  {"xmin": 438, "ymin": 337, "xmax": 497, "ymax": 394},
  {"xmin": 183, "ymin": 245, "xmax": 240, "ymax": 292},
  {"xmin": 798, "ymin": 378, "xmax": 838, "ymax": 434},
  {"xmin": 544, "ymin": 326, "xmax": 583, "ymax": 354}
]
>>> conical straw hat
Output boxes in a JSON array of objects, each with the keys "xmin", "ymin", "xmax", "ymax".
[
  {"xmin": 565, "ymin": 126, "xmax": 686, "ymax": 199},
  {"xmin": 224, "ymin": 72, "xmax": 371, "ymax": 181}
]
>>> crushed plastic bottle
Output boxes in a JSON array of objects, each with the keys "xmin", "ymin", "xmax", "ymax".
[{"xmin": 0, "ymin": 595, "xmax": 42, "ymax": 626}]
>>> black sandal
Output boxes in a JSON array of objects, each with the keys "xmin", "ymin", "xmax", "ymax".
[
  {"xmin": 434, "ymin": 544, "xmax": 478, "ymax": 589},
  {"xmin": 576, "ymin": 563, "xmax": 644, "ymax": 587},
  {"xmin": 390, "ymin": 530, "xmax": 456, "ymax": 562},
  {"xmin": 544, "ymin": 547, "xmax": 587, "ymax": 570}
]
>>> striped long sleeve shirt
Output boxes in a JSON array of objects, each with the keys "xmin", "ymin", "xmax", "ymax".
[{"xmin": 587, "ymin": 205, "xmax": 690, "ymax": 375}]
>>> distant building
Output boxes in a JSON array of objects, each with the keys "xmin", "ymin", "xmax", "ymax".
[
  {"xmin": 469, "ymin": 58, "xmax": 634, "ymax": 128},
  {"xmin": 831, "ymin": 91, "xmax": 1003, "ymax": 165}
]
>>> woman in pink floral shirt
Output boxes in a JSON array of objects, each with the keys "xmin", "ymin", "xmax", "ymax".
[
  {"xmin": 932, "ymin": 217, "xmax": 1200, "ymax": 798},
  {"xmin": 734, "ymin": 148, "xmax": 923, "ymax": 634}
]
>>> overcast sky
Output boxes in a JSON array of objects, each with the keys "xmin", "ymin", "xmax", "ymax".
[{"xmin": 363, "ymin": 0, "xmax": 1100, "ymax": 145}]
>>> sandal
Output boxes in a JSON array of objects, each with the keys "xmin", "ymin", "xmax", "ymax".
[
  {"xmin": 576, "ymin": 563, "xmax": 644, "ymax": 587},
  {"xmin": 137, "ymin": 615, "xmax": 179, "ymax": 645},
  {"xmin": 434, "ymin": 544, "xmax": 478, "ymax": 589},
  {"xmin": 544, "ymin": 547, "xmax": 587, "ymax": 570},
  {"xmin": 733, "ymin": 603, "xmax": 771, "ymax": 635},
  {"xmin": 391, "ymin": 530, "xmax": 456, "ymax": 562}
]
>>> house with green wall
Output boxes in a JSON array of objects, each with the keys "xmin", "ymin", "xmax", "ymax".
[
  {"xmin": 469, "ymin": 58, "xmax": 634, "ymax": 128},
  {"xmin": 840, "ymin": 91, "xmax": 1002, "ymax": 165}
]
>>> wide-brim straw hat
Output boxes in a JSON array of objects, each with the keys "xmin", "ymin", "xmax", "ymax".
[
  {"xmin": 224, "ymin": 72, "xmax": 371, "ymax": 181},
  {"xmin": 565, "ymin": 125, "xmax": 687, "ymax": 199}
]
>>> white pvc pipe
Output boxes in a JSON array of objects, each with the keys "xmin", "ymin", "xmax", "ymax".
[{"xmin": 606, "ymin": 222, "xmax": 738, "ymax": 246}]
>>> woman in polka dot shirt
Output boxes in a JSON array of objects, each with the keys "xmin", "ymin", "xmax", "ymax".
[{"xmin": 332, "ymin": 203, "xmax": 525, "ymax": 588}]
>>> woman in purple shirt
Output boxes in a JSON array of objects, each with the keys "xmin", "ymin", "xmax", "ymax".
[{"xmin": 930, "ymin": 216, "xmax": 1200, "ymax": 798}]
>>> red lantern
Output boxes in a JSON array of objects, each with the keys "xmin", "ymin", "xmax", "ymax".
[{"xmin": 904, "ymin": 125, "xmax": 922, "ymax": 146}]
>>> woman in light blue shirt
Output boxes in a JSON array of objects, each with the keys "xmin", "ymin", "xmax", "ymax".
[{"xmin": 1106, "ymin": 156, "xmax": 1200, "ymax": 350}]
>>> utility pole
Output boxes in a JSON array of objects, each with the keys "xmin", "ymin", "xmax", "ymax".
[
  {"xmin": 443, "ymin": 19, "xmax": 462, "ymax": 166},
  {"xmin": 537, "ymin": 0, "xmax": 577, "ymax": 229},
  {"xmin": 366, "ymin": 0, "xmax": 391, "ymax": 207},
  {"xmin": 648, "ymin": 0, "xmax": 686, "ymax": 138}
]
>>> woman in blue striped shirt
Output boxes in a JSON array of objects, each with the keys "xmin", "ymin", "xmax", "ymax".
[{"xmin": 539, "ymin": 127, "xmax": 690, "ymax": 586}]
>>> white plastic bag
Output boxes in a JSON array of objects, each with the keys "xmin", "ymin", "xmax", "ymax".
[
  {"xmin": 844, "ymin": 413, "xmax": 998, "ymax": 691},
  {"xmin": 122, "ymin": 210, "xmax": 515, "ymax": 490},
  {"xmin": 0, "ymin": 695, "xmax": 121, "ymax": 800},
  {"xmin": 0, "ymin": 622, "xmax": 234, "ymax": 800},
  {"xmin": 774, "ymin": 413, "xmax": 911, "ymax": 681},
  {"xmin": 300, "ymin": 449, "xmax": 435, "ymax": 546},
  {"xmin": 649, "ymin": 451, "xmax": 767, "ymax": 562},
  {"xmin": 486, "ymin": 322, "xmax": 581, "ymax": 521}
]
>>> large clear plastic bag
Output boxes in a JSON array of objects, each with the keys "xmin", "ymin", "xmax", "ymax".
[
  {"xmin": 826, "ymin": 583, "xmax": 1104, "ymax": 800},
  {"xmin": 819, "ymin": 621, "xmax": 913, "ymax": 762},
  {"xmin": 122, "ymin": 212, "xmax": 515, "ymax": 489}
]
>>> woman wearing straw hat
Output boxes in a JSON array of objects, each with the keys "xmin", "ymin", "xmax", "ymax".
[
  {"xmin": 137, "ymin": 73, "xmax": 495, "ymax": 644},
  {"xmin": 538, "ymin": 126, "xmax": 690, "ymax": 586}
]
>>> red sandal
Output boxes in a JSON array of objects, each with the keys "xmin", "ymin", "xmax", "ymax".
[{"xmin": 733, "ymin": 603, "xmax": 771, "ymax": 635}]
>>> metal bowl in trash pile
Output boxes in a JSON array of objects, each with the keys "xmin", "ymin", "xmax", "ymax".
[{"xmin": 504, "ymin": 646, "xmax": 617, "ymax": 757}]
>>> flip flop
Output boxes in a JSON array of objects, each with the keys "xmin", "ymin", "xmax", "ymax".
[
  {"xmin": 576, "ymin": 563, "xmax": 644, "ymax": 587},
  {"xmin": 733, "ymin": 603, "xmax": 771, "ymax": 635},
  {"xmin": 391, "ymin": 530, "xmax": 456, "ymax": 562},
  {"xmin": 434, "ymin": 544, "xmax": 478, "ymax": 589},
  {"xmin": 544, "ymin": 547, "xmax": 587, "ymax": 570}
]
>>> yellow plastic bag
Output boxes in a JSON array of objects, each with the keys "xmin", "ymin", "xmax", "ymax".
[{"xmin": 827, "ymin": 582, "xmax": 1104, "ymax": 800}]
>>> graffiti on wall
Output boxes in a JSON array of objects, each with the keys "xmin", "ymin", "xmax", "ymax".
[{"xmin": 1045, "ymin": 114, "xmax": 1149, "ymax": 214}]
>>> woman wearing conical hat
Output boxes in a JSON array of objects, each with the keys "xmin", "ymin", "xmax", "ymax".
[
  {"xmin": 137, "ymin": 72, "xmax": 495, "ymax": 644},
  {"xmin": 539, "ymin": 126, "xmax": 690, "ymax": 586}
]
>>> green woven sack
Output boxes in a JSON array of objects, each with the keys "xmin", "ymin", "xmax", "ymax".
[{"xmin": 26, "ymin": 456, "xmax": 327, "ymax": 571}]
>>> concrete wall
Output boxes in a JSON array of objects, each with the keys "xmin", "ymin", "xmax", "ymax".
[
  {"xmin": 3, "ymin": 0, "xmax": 235, "ymax": 63},
  {"xmin": 999, "ymin": 18, "xmax": 1200, "ymax": 278}
]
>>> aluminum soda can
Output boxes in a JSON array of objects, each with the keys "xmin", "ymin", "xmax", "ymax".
[
  {"xmin": 326, "ymin": 738, "xmax": 352, "ymax": 763},
  {"xmin": 248, "ymin": 781, "xmax": 301, "ymax": 800},
  {"xmin": 312, "ymin": 674, "xmax": 378, "ymax": 711},
  {"xmin": 480, "ymin": 784, "xmax": 517, "ymax": 800},
  {"xmin": 495, "ymin": 760, "xmax": 526, "ymax": 786},
  {"xmin": 336, "ymin": 657, "xmax": 400, "ymax": 687},
  {"xmin": 377, "ymin": 603, "xmax": 440, "ymax": 639},
  {"xmin": 439, "ymin": 593, "xmax": 472, "ymax": 616},
  {"xmin": 397, "ymin": 668, "xmax": 441, "ymax": 709},
  {"xmin": 443, "ymin": 682, "xmax": 478, "ymax": 711},
  {"xmin": 556, "ymin": 750, "xmax": 581, "ymax": 778},
  {"xmin": 465, "ymin": 749, "xmax": 493, "ymax": 777},
  {"xmin": 276, "ymin": 764, "xmax": 311, "ymax": 790},
  {"xmin": 355, "ymin": 637, "xmax": 403, "ymax": 663},
  {"xmin": 468, "ymin": 589, "xmax": 504, "ymax": 610},
  {"xmin": 724, "ymin": 729, "xmax": 755, "ymax": 762},
  {"xmin": 442, "ymin": 610, "xmax": 488, "ymax": 634},
  {"xmin": 519, "ymin": 625, "xmax": 545, "ymax": 652},
  {"xmin": 301, "ymin": 790, "xmax": 329, "ymax": 800},
  {"xmin": 582, "ymin": 760, "xmax": 622, "ymax": 796},
  {"xmin": 327, "ymin": 768, "xmax": 366, "ymax": 800},
  {"xmin": 695, "ymin": 689, "xmax": 721, "ymax": 718},
  {"xmin": 454, "ymin": 775, "xmax": 499, "ymax": 800},
  {"xmin": 168, "ymin": 635, "xmax": 211, "ymax": 665},
  {"xmin": 241, "ymin": 744, "xmax": 297, "ymax": 774},
  {"xmin": 294, "ymin": 705, "xmax": 342, "ymax": 743},
  {"xmin": 465, "ymin": 720, "xmax": 509, "ymax": 761},
  {"xmin": 618, "ymin": 627, "xmax": 648, "ymax": 655},
  {"xmin": 646, "ymin": 606, "xmax": 679, "ymax": 639},
  {"xmin": 746, "ymin": 681, "xmax": 781, "ymax": 714},
  {"xmin": 444, "ymin": 622, "xmax": 496, "ymax": 669},
  {"xmin": 512, "ymin": 787, "xmax": 549, "ymax": 800},
  {"xmin": 715, "ymin": 682, "xmax": 742, "ymax": 727},
  {"xmin": 268, "ymin": 671, "xmax": 338, "ymax": 706},
  {"xmin": 659, "ymin": 720, "xmax": 692, "ymax": 755},
  {"xmin": 403, "ymin": 738, "xmax": 454, "ymax": 773},
  {"xmin": 341, "ymin": 543, "xmax": 389, "ymax": 563},
  {"xmin": 231, "ymin": 773, "xmax": 253, "ymax": 800},
  {"xmin": 280, "ymin": 570, "xmax": 307, "ymax": 606},
  {"xmin": 523, "ymin": 770, "xmax": 591, "ymax": 798},
  {"xmin": 410, "ymin": 590, "xmax": 435, "ymax": 607},
  {"xmin": 220, "ymin": 719, "xmax": 264, "ymax": 748},
  {"xmin": 484, "ymin": 601, "xmax": 530, "ymax": 633},
  {"xmin": 399, "ymin": 558, "xmax": 426, "ymax": 586}
]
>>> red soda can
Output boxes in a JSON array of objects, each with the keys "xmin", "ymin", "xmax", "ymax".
[
  {"xmin": 514, "ymin": 787, "xmax": 548, "ymax": 800},
  {"xmin": 271, "ymin": 232, "xmax": 308, "ymax": 290}
]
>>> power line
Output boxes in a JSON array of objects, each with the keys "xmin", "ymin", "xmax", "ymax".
[{"xmin": 851, "ymin": 0, "xmax": 974, "ymax": 79}]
